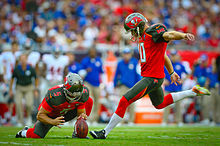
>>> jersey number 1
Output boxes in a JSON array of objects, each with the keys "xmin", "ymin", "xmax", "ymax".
[{"xmin": 138, "ymin": 43, "xmax": 146, "ymax": 62}]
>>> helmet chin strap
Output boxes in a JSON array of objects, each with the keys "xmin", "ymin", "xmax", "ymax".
[
  {"xmin": 130, "ymin": 26, "xmax": 140, "ymax": 42},
  {"xmin": 137, "ymin": 27, "xmax": 140, "ymax": 38}
]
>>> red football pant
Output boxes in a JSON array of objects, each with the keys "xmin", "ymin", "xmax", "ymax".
[
  {"xmin": 115, "ymin": 96, "xmax": 130, "ymax": 118},
  {"xmin": 115, "ymin": 94, "xmax": 174, "ymax": 118},
  {"xmin": 26, "ymin": 124, "xmax": 41, "ymax": 138},
  {"xmin": 155, "ymin": 93, "xmax": 173, "ymax": 109}
]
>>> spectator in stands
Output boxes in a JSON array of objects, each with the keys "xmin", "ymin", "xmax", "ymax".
[
  {"xmin": 70, "ymin": 34, "xmax": 89, "ymax": 51},
  {"xmin": 0, "ymin": 0, "xmax": 219, "ymax": 51},
  {"xmin": 114, "ymin": 48, "xmax": 141, "ymax": 124},
  {"xmin": 83, "ymin": 22, "xmax": 99, "ymax": 47},
  {"xmin": 207, "ymin": 32, "xmax": 219, "ymax": 49},
  {"xmin": 81, "ymin": 47, "xmax": 104, "ymax": 124},
  {"xmin": 9, "ymin": 54, "xmax": 38, "ymax": 126},
  {"xmin": 162, "ymin": 50, "xmax": 188, "ymax": 126},
  {"xmin": 34, "ymin": 18, "xmax": 46, "ymax": 43}
]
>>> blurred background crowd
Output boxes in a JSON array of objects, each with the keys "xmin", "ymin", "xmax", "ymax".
[{"xmin": 0, "ymin": 0, "xmax": 219, "ymax": 127}]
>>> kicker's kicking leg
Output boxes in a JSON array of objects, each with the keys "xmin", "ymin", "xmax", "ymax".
[{"xmin": 151, "ymin": 85, "xmax": 210, "ymax": 109}]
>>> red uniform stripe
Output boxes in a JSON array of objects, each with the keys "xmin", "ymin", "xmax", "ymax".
[
  {"xmin": 49, "ymin": 85, "xmax": 63, "ymax": 91},
  {"xmin": 26, "ymin": 124, "xmax": 41, "ymax": 138},
  {"xmin": 128, "ymin": 87, "xmax": 148, "ymax": 104},
  {"xmin": 155, "ymin": 93, "xmax": 173, "ymax": 109},
  {"xmin": 115, "ymin": 96, "xmax": 130, "ymax": 118},
  {"xmin": 39, "ymin": 98, "xmax": 53, "ymax": 112}
]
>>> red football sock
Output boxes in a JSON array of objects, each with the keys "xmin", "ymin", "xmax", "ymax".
[
  {"xmin": 115, "ymin": 96, "xmax": 130, "ymax": 118},
  {"xmin": 85, "ymin": 97, "xmax": 93, "ymax": 116},
  {"xmin": 26, "ymin": 125, "xmax": 41, "ymax": 138},
  {"xmin": 155, "ymin": 93, "xmax": 174, "ymax": 109}
]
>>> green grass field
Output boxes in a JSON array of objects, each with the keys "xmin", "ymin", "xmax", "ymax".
[{"xmin": 0, "ymin": 125, "xmax": 220, "ymax": 146}]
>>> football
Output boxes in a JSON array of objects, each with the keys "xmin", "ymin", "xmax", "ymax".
[{"xmin": 74, "ymin": 117, "xmax": 88, "ymax": 138}]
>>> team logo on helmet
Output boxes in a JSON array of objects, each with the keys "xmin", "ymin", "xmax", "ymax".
[
  {"xmin": 124, "ymin": 13, "xmax": 148, "ymax": 40},
  {"xmin": 125, "ymin": 16, "xmax": 144, "ymax": 30}
]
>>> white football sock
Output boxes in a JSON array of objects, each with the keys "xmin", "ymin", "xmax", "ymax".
[
  {"xmin": 21, "ymin": 130, "xmax": 27, "ymax": 138},
  {"xmin": 171, "ymin": 89, "xmax": 197, "ymax": 103},
  {"xmin": 104, "ymin": 113, "xmax": 122, "ymax": 137}
]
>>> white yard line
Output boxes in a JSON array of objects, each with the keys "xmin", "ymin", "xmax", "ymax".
[
  {"xmin": 147, "ymin": 136, "xmax": 209, "ymax": 139},
  {"xmin": 0, "ymin": 141, "xmax": 32, "ymax": 145},
  {"xmin": 0, "ymin": 141, "xmax": 65, "ymax": 146}
]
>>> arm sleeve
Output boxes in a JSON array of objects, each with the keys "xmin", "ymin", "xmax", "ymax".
[
  {"xmin": 149, "ymin": 24, "xmax": 168, "ymax": 43},
  {"xmin": 41, "ymin": 98, "xmax": 53, "ymax": 112},
  {"xmin": 41, "ymin": 91, "xmax": 54, "ymax": 112}
]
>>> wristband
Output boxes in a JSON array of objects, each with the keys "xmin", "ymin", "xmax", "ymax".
[{"xmin": 169, "ymin": 71, "xmax": 175, "ymax": 76}]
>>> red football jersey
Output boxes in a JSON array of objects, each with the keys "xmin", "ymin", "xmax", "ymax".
[
  {"xmin": 38, "ymin": 85, "xmax": 89, "ymax": 118},
  {"xmin": 138, "ymin": 23, "xmax": 168, "ymax": 78}
]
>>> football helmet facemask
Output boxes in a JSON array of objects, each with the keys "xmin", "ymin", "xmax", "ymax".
[
  {"xmin": 124, "ymin": 13, "xmax": 148, "ymax": 41},
  {"xmin": 63, "ymin": 73, "xmax": 84, "ymax": 103}
]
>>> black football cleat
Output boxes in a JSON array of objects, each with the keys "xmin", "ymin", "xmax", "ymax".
[
  {"xmin": 89, "ymin": 129, "xmax": 106, "ymax": 139},
  {"xmin": 15, "ymin": 126, "xmax": 29, "ymax": 138},
  {"xmin": 72, "ymin": 132, "xmax": 89, "ymax": 139}
]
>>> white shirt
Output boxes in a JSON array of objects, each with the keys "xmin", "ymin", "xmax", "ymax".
[{"xmin": 42, "ymin": 54, "xmax": 69, "ymax": 82}]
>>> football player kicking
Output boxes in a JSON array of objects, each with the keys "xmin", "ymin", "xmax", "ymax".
[
  {"xmin": 90, "ymin": 13, "xmax": 211, "ymax": 139},
  {"xmin": 16, "ymin": 73, "xmax": 93, "ymax": 138}
]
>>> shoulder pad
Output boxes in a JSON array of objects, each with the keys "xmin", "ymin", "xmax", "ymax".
[{"xmin": 45, "ymin": 87, "xmax": 66, "ymax": 106}]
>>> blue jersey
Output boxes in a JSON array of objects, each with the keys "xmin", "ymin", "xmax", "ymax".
[
  {"xmin": 81, "ymin": 56, "xmax": 104, "ymax": 87},
  {"xmin": 68, "ymin": 62, "xmax": 82, "ymax": 74},
  {"xmin": 165, "ymin": 62, "xmax": 187, "ymax": 92},
  {"xmin": 193, "ymin": 65, "xmax": 208, "ymax": 87},
  {"xmin": 114, "ymin": 58, "xmax": 141, "ymax": 88},
  {"xmin": 207, "ymin": 66, "xmax": 218, "ymax": 88}
]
